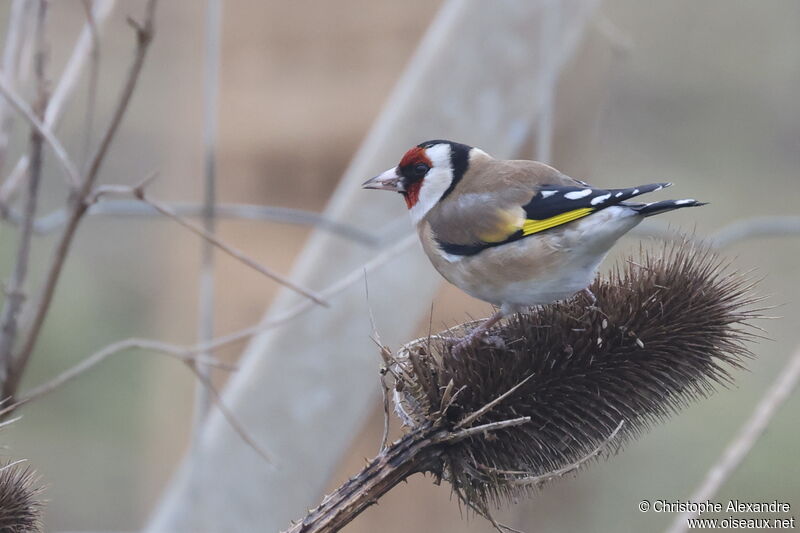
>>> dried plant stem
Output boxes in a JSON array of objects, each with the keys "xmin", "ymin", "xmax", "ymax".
[
  {"xmin": 665, "ymin": 344, "xmax": 800, "ymax": 533},
  {"xmin": 0, "ymin": 0, "xmax": 47, "ymax": 396},
  {"xmin": 0, "ymin": 338, "xmax": 233, "ymax": 416},
  {"xmin": 0, "ymin": 335, "xmax": 274, "ymax": 465},
  {"xmin": 1, "ymin": 200, "xmax": 379, "ymax": 244},
  {"xmin": 0, "ymin": 0, "xmax": 116, "ymax": 204},
  {"xmin": 0, "ymin": 0, "xmax": 31, "ymax": 175},
  {"xmin": 88, "ymin": 180, "xmax": 328, "ymax": 305},
  {"xmin": 140, "ymin": 191, "xmax": 327, "ymax": 305},
  {"xmin": 187, "ymin": 363, "xmax": 274, "ymax": 464},
  {"xmin": 2, "ymin": 0, "xmax": 158, "ymax": 404},
  {"xmin": 0, "ymin": 73, "xmax": 80, "ymax": 187},
  {"xmin": 282, "ymin": 424, "xmax": 442, "ymax": 533},
  {"xmin": 1, "ymin": 235, "xmax": 417, "ymax": 417},
  {"xmin": 284, "ymin": 412, "xmax": 613, "ymax": 533}
]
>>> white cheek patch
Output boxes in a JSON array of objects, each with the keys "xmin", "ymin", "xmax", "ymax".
[{"xmin": 409, "ymin": 144, "xmax": 453, "ymax": 224}]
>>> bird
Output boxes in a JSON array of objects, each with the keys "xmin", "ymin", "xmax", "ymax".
[{"xmin": 362, "ymin": 139, "xmax": 706, "ymax": 354}]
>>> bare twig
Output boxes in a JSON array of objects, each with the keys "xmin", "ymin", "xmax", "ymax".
[
  {"xmin": 709, "ymin": 216, "xmax": 800, "ymax": 248},
  {"xmin": 0, "ymin": 416, "xmax": 21, "ymax": 431},
  {"xmin": 194, "ymin": 233, "xmax": 416, "ymax": 353},
  {"xmin": 78, "ymin": 0, "xmax": 103, "ymax": 168},
  {"xmin": 4, "ymin": 0, "xmax": 159, "ymax": 403},
  {"xmin": 132, "ymin": 187, "xmax": 328, "ymax": 306},
  {"xmin": 0, "ymin": 0, "xmax": 32, "ymax": 174},
  {"xmin": 0, "ymin": 338, "xmax": 236, "ymax": 417},
  {"xmin": 0, "ymin": 0, "xmax": 116, "ymax": 203},
  {"xmin": 1, "ymin": 200, "xmax": 379, "ymax": 245},
  {"xmin": 0, "ymin": 73, "xmax": 81, "ymax": 187},
  {"xmin": 187, "ymin": 364, "xmax": 274, "ymax": 464},
  {"xmin": 0, "ymin": 336, "xmax": 273, "ymax": 465},
  {"xmin": 0, "ymin": 0, "xmax": 47, "ymax": 392},
  {"xmin": 1, "ymin": 235, "xmax": 418, "ymax": 416},
  {"xmin": 665, "ymin": 345, "xmax": 800, "ymax": 533}
]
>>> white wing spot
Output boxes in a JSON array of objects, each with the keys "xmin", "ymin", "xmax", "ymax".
[
  {"xmin": 632, "ymin": 189, "xmax": 640, "ymax": 195},
  {"xmin": 615, "ymin": 192, "xmax": 623, "ymax": 197},
  {"xmin": 540, "ymin": 190, "xmax": 557, "ymax": 198},
  {"xmin": 675, "ymin": 198, "xmax": 696, "ymax": 205},
  {"xmin": 564, "ymin": 188, "xmax": 593, "ymax": 200},
  {"xmin": 590, "ymin": 193, "xmax": 611, "ymax": 205}
]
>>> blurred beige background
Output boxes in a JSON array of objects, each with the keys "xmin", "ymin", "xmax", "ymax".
[{"xmin": 0, "ymin": 1, "xmax": 798, "ymax": 531}]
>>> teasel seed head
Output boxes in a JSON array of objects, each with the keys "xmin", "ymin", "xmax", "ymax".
[
  {"xmin": 390, "ymin": 239, "xmax": 763, "ymax": 512},
  {"xmin": 0, "ymin": 460, "xmax": 43, "ymax": 533}
]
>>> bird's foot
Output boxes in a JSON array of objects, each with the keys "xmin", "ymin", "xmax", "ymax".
[
  {"xmin": 447, "ymin": 310, "xmax": 506, "ymax": 357},
  {"xmin": 580, "ymin": 288, "xmax": 605, "ymax": 316},
  {"xmin": 449, "ymin": 330, "xmax": 506, "ymax": 357},
  {"xmin": 451, "ymin": 331, "xmax": 481, "ymax": 357}
]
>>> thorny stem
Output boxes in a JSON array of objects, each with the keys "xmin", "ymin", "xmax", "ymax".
[
  {"xmin": 282, "ymin": 425, "xmax": 443, "ymax": 533},
  {"xmin": 2, "ymin": 0, "xmax": 159, "ymax": 405}
]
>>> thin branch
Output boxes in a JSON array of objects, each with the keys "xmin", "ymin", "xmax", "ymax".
[
  {"xmin": 0, "ymin": 72, "xmax": 81, "ymax": 187},
  {"xmin": 0, "ymin": 0, "xmax": 47, "ymax": 393},
  {"xmin": 78, "ymin": 0, "xmax": 103, "ymax": 168},
  {"xmin": 1, "ymin": 234, "xmax": 418, "ymax": 416},
  {"xmin": 134, "ymin": 187, "xmax": 328, "ymax": 306},
  {"xmin": 665, "ymin": 345, "xmax": 800, "ymax": 533},
  {"xmin": 0, "ymin": 0, "xmax": 32, "ymax": 174},
  {"xmin": 0, "ymin": 0, "xmax": 116, "ymax": 203},
  {"xmin": 4, "ymin": 0, "xmax": 159, "ymax": 402},
  {"xmin": 0, "ymin": 200, "xmax": 379, "ymax": 245},
  {"xmin": 708, "ymin": 216, "xmax": 800, "ymax": 248},
  {"xmin": 0, "ymin": 336, "xmax": 273, "ymax": 465},
  {"xmin": 187, "ymin": 363, "xmax": 274, "ymax": 464},
  {"xmin": 195, "ymin": 233, "xmax": 417, "ymax": 353},
  {"xmin": 0, "ymin": 338, "xmax": 235, "ymax": 417}
]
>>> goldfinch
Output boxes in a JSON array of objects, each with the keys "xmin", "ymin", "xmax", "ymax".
[{"xmin": 363, "ymin": 140, "xmax": 705, "ymax": 352}]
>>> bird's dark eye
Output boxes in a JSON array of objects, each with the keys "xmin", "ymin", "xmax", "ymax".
[{"xmin": 412, "ymin": 163, "xmax": 430, "ymax": 177}]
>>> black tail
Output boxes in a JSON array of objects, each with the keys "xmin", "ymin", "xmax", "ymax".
[{"xmin": 629, "ymin": 199, "xmax": 708, "ymax": 217}]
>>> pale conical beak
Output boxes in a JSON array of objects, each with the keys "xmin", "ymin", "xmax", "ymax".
[{"xmin": 362, "ymin": 168, "xmax": 405, "ymax": 192}]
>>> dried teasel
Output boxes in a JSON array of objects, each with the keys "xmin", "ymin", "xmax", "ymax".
[
  {"xmin": 0, "ymin": 461, "xmax": 43, "ymax": 533},
  {"xmin": 391, "ymin": 239, "xmax": 762, "ymax": 512},
  {"xmin": 285, "ymin": 239, "xmax": 763, "ymax": 533}
]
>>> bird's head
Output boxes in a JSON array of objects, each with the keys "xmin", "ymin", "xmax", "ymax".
[{"xmin": 362, "ymin": 140, "xmax": 478, "ymax": 223}]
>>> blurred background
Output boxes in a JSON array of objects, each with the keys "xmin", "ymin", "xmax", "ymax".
[{"xmin": 0, "ymin": 0, "xmax": 798, "ymax": 531}]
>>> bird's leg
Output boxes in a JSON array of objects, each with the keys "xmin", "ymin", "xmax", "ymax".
[
  {"xmin": 451, "ymin": 309, "xmax": 506, "ymax": 357},
  {"xmin": 579, "ymin": 287, "xmax": 607, "ymax": 320},
  {"xmin": 583, "ymin": 287, "xmax": 597, "ymax": 306}
]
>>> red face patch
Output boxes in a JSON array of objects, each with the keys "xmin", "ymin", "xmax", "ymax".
[
  {"xmin": 399, "ymin": 146, "xmax": 430, "ymax": 169},
  {"xmin": 397, "ymin": 146, "xmax": 433, "ymax": 209},
  {"xmin": 404, "ymin": 181, "xmax": 422, "ymax": 209}
]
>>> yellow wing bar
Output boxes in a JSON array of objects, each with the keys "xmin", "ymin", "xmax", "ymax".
[{"xmin": 521, "ymin": 207, "xmax": 595, "ymax": 236}]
